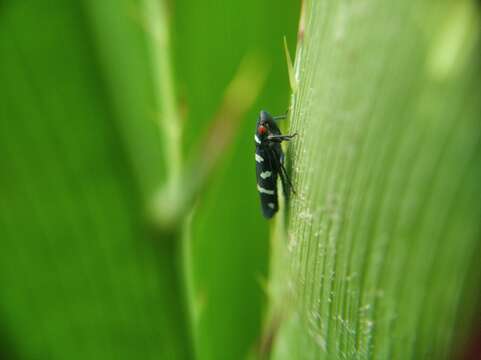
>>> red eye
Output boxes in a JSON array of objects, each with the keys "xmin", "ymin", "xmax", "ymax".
[{"xmin": 258, "ymin": 125, "xmax": 267, "ymax": 135}]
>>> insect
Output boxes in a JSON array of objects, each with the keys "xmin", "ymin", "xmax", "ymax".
[{"xmin": 255, "ymin": 110, "xmax": 297, "ymax": 218}]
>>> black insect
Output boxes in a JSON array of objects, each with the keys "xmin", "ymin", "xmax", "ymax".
[{"xmin": 255, "ymin": 110, "xmax": 297, "ymax": 218}]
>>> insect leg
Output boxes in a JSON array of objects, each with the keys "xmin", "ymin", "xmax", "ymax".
[
  {"xmin": 272, "ymin": 109, "xmax": 290, "ymax": 121},
  {"xmin": 274, "ymin": 152, "xmax": 295, "ymax": 201},
  {"xmin": 268, "ymin": 133, "xmax": 298, "ymax": 143},
  {"xmin": 280, "ymin": 161, "xmax": 296, "ymax": 196},
  {"xmin": 272, "ymin": 114, "xmax": 287, "ymax": 121}
]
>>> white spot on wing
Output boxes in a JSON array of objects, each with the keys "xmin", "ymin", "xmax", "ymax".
[
  {"xmin": 254, "ymin": 134, "xmax": 261, "ymax": 144},
  {"xmin": 257, "ymin": 185, "xmax": 274, "ymax": 195},
  {"xmin": 255, "ymin": 153, "xmax": 264, "ymax": 163},
  {"xmin": 260, "ymin": 171, "xmax": 272, "ymax": 179},
  {"xmin": 268, "ymin": 203, "xmax": 275, "ymax": 209}
]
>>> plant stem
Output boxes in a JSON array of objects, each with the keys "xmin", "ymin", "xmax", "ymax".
[{"xmin": 143, "ymin": 0, "xmax": 182, "ymax": 190}]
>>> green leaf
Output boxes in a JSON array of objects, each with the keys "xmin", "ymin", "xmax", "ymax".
[
  {"xmin": 0, "ymin": 2, "xmax": 190, "ymax": 359},
  {"xmin": 271, "ymin": 1, "xmax": 481, "ymax": 359}
]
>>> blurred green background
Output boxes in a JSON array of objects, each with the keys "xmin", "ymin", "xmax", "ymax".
[
  {"xmin": 2, "ymin": 0, "xmax": 481, "ymax": 359},
  {"xmin": 0, "ymin": 0, "xmax": 299, "ymax": 359}
]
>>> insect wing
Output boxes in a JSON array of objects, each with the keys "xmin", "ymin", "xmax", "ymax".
[{"xmin": 255, "ymin": 147, "xmax": 279, "ymax": 218}]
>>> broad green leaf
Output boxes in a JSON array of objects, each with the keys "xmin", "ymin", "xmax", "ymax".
[
  {"xmin": 0, "ymin": 2, "xmax": 190, "ymax": 359},
  {"xmin": 271, "ymin": 1, "xmax": 481, "ymax": 359}
]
